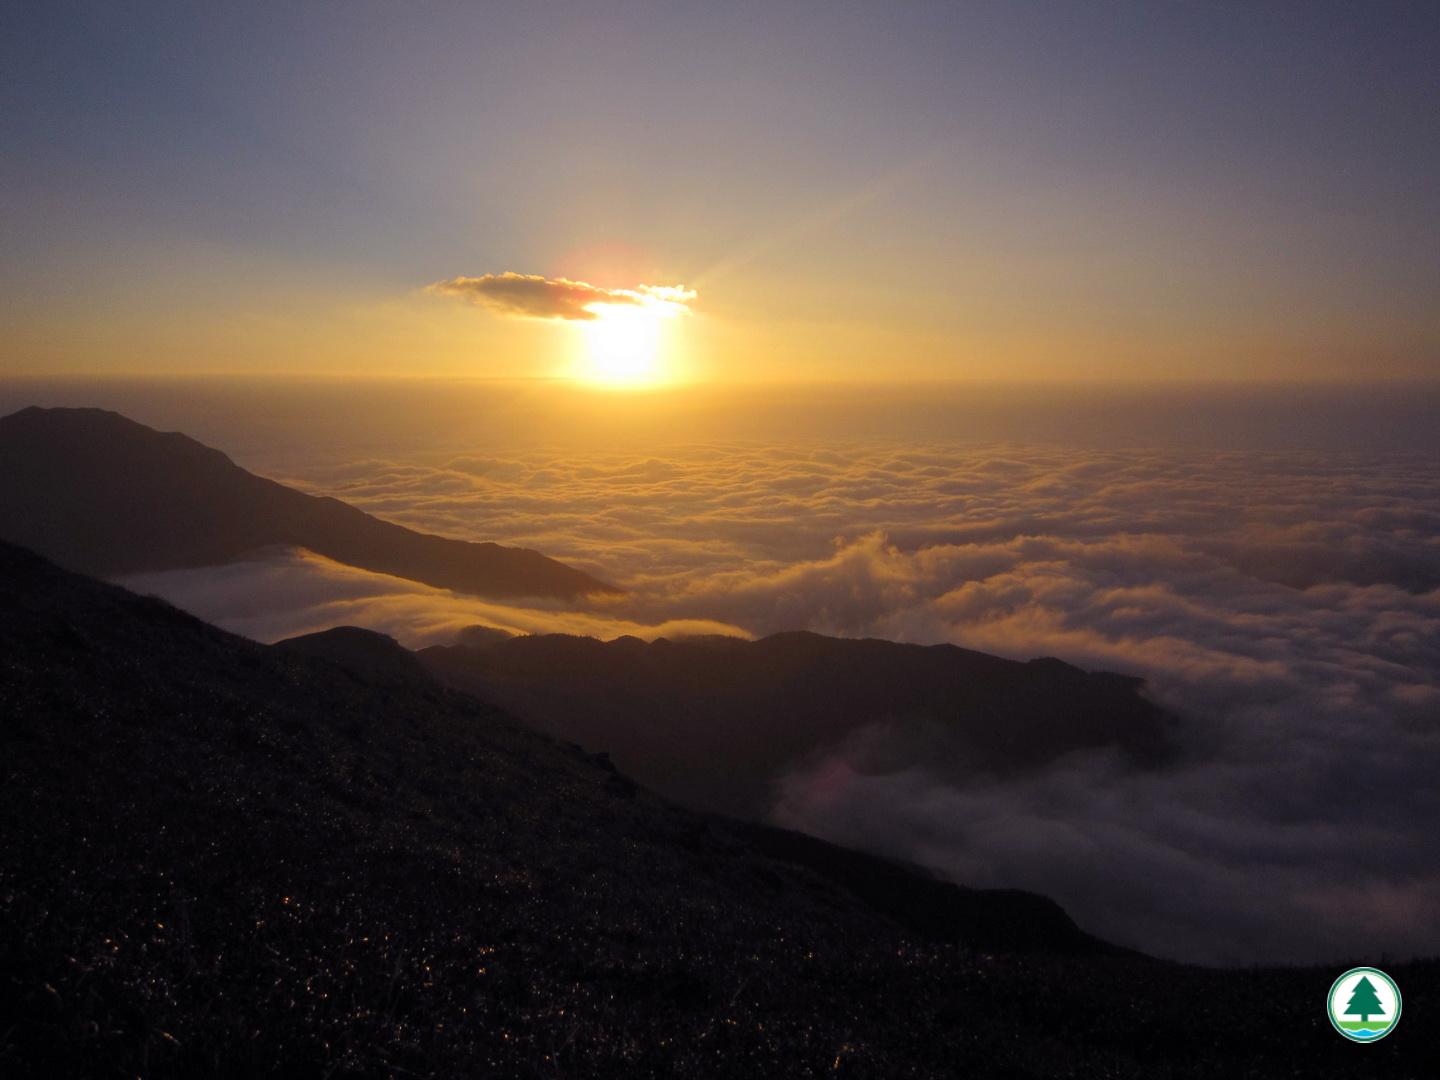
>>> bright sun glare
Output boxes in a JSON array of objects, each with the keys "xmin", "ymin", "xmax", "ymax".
[{"xmin": 579, "ymin": 298, "xmax": 683, "ymax": 386}]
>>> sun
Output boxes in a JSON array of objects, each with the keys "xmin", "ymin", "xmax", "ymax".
[
  {"xmin": 581, "ymin": 304, "xmax": 664, "ymax": 384},
  {"xmin": 577, "ymin": 291, "xmax": 691, "ymax": 386}
]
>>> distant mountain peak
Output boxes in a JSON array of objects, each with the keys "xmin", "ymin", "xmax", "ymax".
[
  {"xmin": 274, "ymin": 625, "xmax": 434, "ymax": 686},
  {"xmin": 452, "ymin": 623, "xmax": 519, "ymax": 650}
]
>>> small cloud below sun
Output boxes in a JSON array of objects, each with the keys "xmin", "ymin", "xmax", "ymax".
[{"xmin": 429, "ymin": 271, "xmax": 695, "ymax": 385}]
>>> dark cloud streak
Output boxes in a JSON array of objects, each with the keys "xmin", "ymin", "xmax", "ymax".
[{"xmin": 429, "ymin": 272, "xmax": 694, "ymax": 321}]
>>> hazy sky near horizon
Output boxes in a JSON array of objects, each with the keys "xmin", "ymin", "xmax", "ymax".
[{"xmin": 4, "ymin": 2, "xmax": 1439, "ymax": 381}]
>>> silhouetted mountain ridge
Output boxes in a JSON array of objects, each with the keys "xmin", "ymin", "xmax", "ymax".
[
  {"xmin": 274, "ymin": 625, "xmax": 436, "ymax": 686},
  {"xmin": 417, "ymin": 628, "xmax": 1177, "ymax": 818},
  {"xmin": 0, "ymin": 405, "xmax": 615, "ymax": 598}
]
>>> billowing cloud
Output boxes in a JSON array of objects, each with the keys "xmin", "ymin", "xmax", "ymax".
[
  {"xmin": 118, "ymin": 547, "xmax": 746, "ymax": 648},
  {"xmin": 428, "ymin": 271, "xmax": 695, "ymax": 321},
  {"xmin": 119, "ymin": 436, "xmax": 1440, "ymax": 965}
]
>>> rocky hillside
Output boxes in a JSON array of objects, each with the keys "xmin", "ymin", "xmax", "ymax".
[{"xmin": 1, "ymin": 541, "xmax": 1433, "ymax": 1077}]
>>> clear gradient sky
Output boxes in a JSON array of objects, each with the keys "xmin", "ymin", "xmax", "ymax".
[{"xmin": 3, "ymin": 1, "xmax": 1438, "ymax": 381}]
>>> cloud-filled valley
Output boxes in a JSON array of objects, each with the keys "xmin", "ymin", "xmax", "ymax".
[{"xmin": 119, "ymin": 436, "xmax": 1440, "ymax": 964}]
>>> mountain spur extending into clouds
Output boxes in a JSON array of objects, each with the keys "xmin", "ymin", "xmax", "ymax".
[
  {"xmin": 0, "ymin": 406, "xmax": 615, "ymax": 600},
  {"xmin": 412, "ymin": 629, "xmax": 1175, "ymax": 821}
]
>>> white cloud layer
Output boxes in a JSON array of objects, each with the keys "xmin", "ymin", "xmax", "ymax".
[{"xmin": 120, "ymin": 439, "xmax": 1440, "ymax": 964}]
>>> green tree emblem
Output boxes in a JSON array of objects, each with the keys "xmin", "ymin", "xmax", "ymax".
[{"xmin": 1344, "ymin": 976, "xmax": 1385, "ymax": 1022}]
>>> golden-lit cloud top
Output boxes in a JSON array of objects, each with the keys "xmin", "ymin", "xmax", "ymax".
[{"xmin": 429, "ymin": 271, "xmax": 695, "ymax": 322}]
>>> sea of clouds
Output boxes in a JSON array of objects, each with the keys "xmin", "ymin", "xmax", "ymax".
[{"xmin": 116, "ymin": 435, "xmax": 1440, "ymax": 965}]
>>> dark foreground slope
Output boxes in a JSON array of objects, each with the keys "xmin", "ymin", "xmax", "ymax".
[
  {"xmin": 1, "ymin": 544, "xmax": 1434, "ymax": 1078},
  {"xmin": 418, "ymin": 630, "xmax": 1176, "ymax": 817},
  {"xmin": 0, "ymin": 406, "xmax": 615, "ymax": 598}
]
